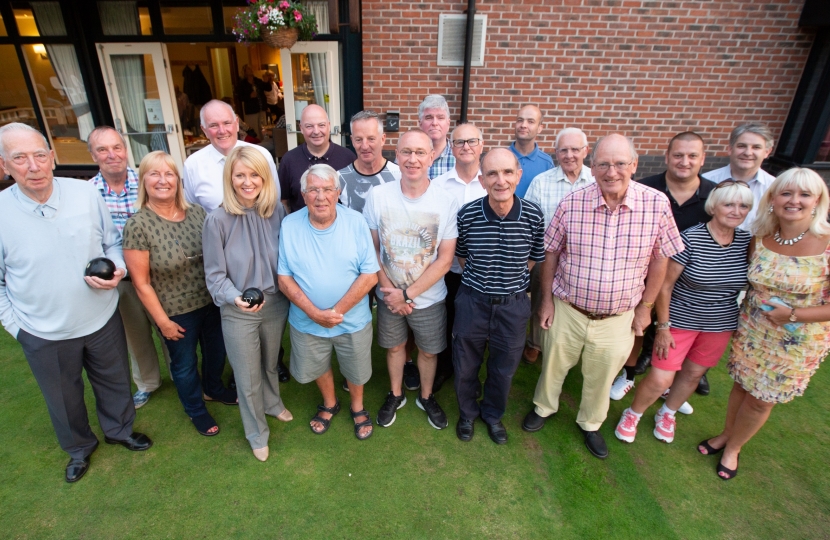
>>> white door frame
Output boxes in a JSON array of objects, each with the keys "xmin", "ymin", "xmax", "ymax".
[
  {"xmin": 280, "ymin": 41, "xmax": 342, "ymax": 150},
  {"xmin": 96, "ymin": 42, "xmax": 185, "ymax": 169}
]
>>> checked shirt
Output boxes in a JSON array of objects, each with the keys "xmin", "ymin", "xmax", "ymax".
[
  {"xmin": 545, "ymin": 181, "xmax": 684, "ymax": 315},
  {"xmin": 90, "ymin": 168, "xmax": 139, "ymax": 234}
]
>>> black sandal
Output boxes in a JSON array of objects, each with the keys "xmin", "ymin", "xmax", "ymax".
[
  {"xmin": 190, "ymin": 412, "xmax": 220, "ymax": 437},
  {"xmin": 352, "ymin": 409, "xmax": 373, "ymax": 441},
  {"xmin": 203, "ymin": 387, "xmax": 238, "ymax": 406},
  {"xmin": 697, "ymin": 438, "xmax": 725, "ymax": 456},
  {"xmin": 717, "ymin": 454, "xmax": 740, "ymax": 480},
  {"xmin": 309, "ymin": 399, "xmax": 341, "ymax": 435}
]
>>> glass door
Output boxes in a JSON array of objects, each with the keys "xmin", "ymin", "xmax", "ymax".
[
  {"xmin": 280, "ymin": 41, "xmax": 342, "ymax": 150},
  {"xmin": 96, "ymin": 43, "xmax": 186, "ymax": 169}
]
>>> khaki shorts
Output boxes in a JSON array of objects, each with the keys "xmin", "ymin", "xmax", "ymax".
[
  {"xmin": 376, "ymin": 301, "xmax": 446, "ymax": 354},
  {"xmin": 288, "ymin": 322, "xmax": 373, "ymax": 385}
]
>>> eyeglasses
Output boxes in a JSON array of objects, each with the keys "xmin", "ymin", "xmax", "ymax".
[
  {"xmin": 175, "ymin": 239, "xmax": 203, "ymax": 263},
  {"xmin": 557, "ymin": 146, "xmax": 586, "ymax": 155},
  {"xmin": 451, "ymin": 138, "xmax": 481, "ymax": 148},
  {"xmin": 303, "ymin": 187, "xmax": 338, "ymax": 196},
  {"xmin": 713, "ymin": 180, "xmax": 750, "ymax": 190},
  {"xmin": 593, "ymin": 161, "xmax": 634, "ymax": 172},
  {"xmin": 10, "ymin": 152, "xmax": 50, "ymax": 165},
  {"xmin": 398, "ymin": 149, "xmax": 430, "ymax": 158}
]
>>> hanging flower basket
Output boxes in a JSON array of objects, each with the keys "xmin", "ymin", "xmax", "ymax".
[
  {"xmin": 263, "ymin": 27, "xmax": 299, "ymax": 49},
  {"xmin": 232, "ymin": 0, "xmax": 317, "ymax": 46}
]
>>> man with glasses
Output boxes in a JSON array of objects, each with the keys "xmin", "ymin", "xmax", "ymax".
[
  {"xmin": 509, "ymin": 104, "xmax": 554, "ymax": 198},
  {"xmin": 522, "ymin": 134, "xmax": 683, "ymax": 459},
  {"xmin": 611, "ymin": 131, "xmax": 717, "ymax": 399},
  {"xmin": 0, "ymin": 123, "xmax": 152, "ymax": 483},
  {"xmin": 339, "ymin": 110, "xmax": 401, "ymax": 214},
  {"xmin": 522, "ymin": 127, "xmax": 595, "ymax": 365},
  {"xmin": 453, "ymin": 148, "xmax": 546, "ymax": 444},
  {"xmin": 279, "ymin": 104, "xmax": 355, "ymax": 214},
  {"xmin": 431, "ymin": 123, "xmax": 488, "ymax": 393},
  {"xmin": 88, "ymin": 126, "xmax": 171, "ymax": 409},
  {"xmin": 363, "ymin": 129, "xmax": 459, "ymax": 430}
]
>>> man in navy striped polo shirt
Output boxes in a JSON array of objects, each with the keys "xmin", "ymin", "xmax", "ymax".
[{"xmin": 453, "ymin": 148, "xmax": 546, "ymax": 444}]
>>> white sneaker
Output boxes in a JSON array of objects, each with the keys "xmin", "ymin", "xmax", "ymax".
[
  {"xmin": 660, "ymin": 389, "xmax": 693, "ymax": 415},
  {"xmin": 615, "ymin": 408, "xmax": 641, "ymax": 443},
  {"xmin": 653, "ymin": 410, "xmax": 676, "ymax": 443},
  {"xmin": 610, "ymin": 374, "xmax": 634, "ymax": 401}
]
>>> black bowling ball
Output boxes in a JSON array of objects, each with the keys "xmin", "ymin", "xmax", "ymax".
[
  {"xmin": 241, "ymin": 287, "xmax": 264, "ymax": 307},
  {"xmin": 84, "ymin": 257, "xmax": 116, "ymax": 280}
]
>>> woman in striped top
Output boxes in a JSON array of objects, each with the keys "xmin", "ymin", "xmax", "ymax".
[{"xmin": 614, "ymin": 181, "xmax": 754, "ymax": 446}]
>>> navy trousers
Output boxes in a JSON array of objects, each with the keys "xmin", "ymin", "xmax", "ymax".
[{"xmin": 452, "ymin": 285, "xmax": 531, "ymax": 424}]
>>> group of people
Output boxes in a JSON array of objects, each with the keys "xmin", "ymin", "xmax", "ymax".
[{"xmin": 1, "ymin": 93, "xmax": 828, "ymax": 486}]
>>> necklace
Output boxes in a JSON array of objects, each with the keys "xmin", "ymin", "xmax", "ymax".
[
  {"xmin": 774, "ymin": 229, "xmax": 808, "ymax": 246},
  {"xmin": 148, "ymin": 203, "xmax": 179, "ymax": 221},
  {"xmin": 706, "ymin": 223, "xmax": 733, "ymax": 248}
]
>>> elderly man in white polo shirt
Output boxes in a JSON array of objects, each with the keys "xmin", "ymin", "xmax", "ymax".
[
  {"xmin": 183, "ymin": 99, "xmax": 280, "ymax": 212},
  {"xmin": 522, "ymin": 127, "xmax": 595, "ymax": 365},
  {"xmin": 705, "ymin": 122, "xmax": 775, "ymax": 231},
  {"xmin": 431, "ymin": 123, "xmax": 487, "ymax": 392}
]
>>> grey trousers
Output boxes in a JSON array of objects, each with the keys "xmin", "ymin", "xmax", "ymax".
[
  {"xmin": 220, "ymin": 291, "xmax": 289, "ymax": 450},
  {"xmin": 117, "ymin": 280, "xmax": 171, "ymax": 393},
  {"xmin": 16, "ymin": 311, "xmax": 135, "ymax": 460}
]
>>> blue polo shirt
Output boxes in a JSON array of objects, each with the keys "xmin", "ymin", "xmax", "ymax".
[{"xmin": 509, "ymin": 142, "xmax": 554, "ymax": 198}]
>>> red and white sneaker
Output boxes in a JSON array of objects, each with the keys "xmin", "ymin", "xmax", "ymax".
[
  {"xmin": 614, "ymin": 408, "xmax": 641, "ymax": 443},
  {"xmin": 610, "ymin": 374, "xmax": 634, "ymax": 401},
  {"xmin": 653, "ymin": 411, "xmax": 676, "ymax": 443}
]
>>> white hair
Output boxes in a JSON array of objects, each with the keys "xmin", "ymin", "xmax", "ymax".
[
  {"xmin": 200, "ymin": 100, "xmax": 236, "ymax": 128},
  {"xmin": 0, "ymin": 122, "xmax": 49, "ymax": 157},
  {"xmin": 555, "ymin": 127, "xmax": 588, "ymax": 149},
  {"xmin": 300, "ymin": 163, "xmax": 340, "ymax": 192},
  {"xmin": 418, "ymin": 95, "xmax": 449, "ymax": 121}
]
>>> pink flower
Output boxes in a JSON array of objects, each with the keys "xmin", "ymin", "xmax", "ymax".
[
  {"xmin": 293, "ymin": 10, "xmax": 302, "ymax": 21},
  {"xmin": 279, "ymin": 1, "xmax": 290, "ymax": 9},
  {"xmin": 259, "ymin": 14, "xmax": 269, "ymax": 23}
]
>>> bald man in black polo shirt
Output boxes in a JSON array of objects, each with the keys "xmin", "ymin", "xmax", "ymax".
[{"xmin": 453, "ymin": 148, "xmax": 546, "ymax": 444}]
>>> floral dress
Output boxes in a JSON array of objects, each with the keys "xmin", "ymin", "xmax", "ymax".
[{"xmin": 728, "ymin": 238, "xmax": 830, "ymax": 403}]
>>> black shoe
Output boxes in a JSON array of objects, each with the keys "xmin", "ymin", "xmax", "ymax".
[
  {"xmin": 416, "ymin": 393, "xmax": 448, "ymax": 429},
  {"xmin": 486, "ymin": 421, "xmax": 508, "ymax": 445},
  {"xmin": 581, "ymin": 428, "xmax": 608, "ymax": 459},
  {"xmin": 376, "ymin": 391, "xmax": 406, "ymax": 427},
  {"xmin": 432, "ymin": 371, "xmax": 451, "ymax": 393},
  {"xmin": 342, "ymin": 379, "xmax": 350, "ymax": 392},
  {"xmin": 456, "ymin": 417, "xmax": 475, "ymax": 442},
  {"xmin": 65, "ymin": 456, "xmax": 91, "ymax": 483},
  {"xmin": 277, "ymin": 349, "xmax": 290, "ymax": 383},
  {"xmin": 403, "ymin": 361, "xmax": 420, "ymax": 391},
  {"xmin": 696, "ymin": 373, "xmax": 710, "ymax": 396},
  {"xmin": 633, "ymin": 354, "xmax": 651, "ymax": 375},
  {"xmin": 104, "ymin": 432, "xmax": 153, "ymax": 452},
  {"xmin": 522, "ymin": 409, "xmax": 549, "ymax": 432}
]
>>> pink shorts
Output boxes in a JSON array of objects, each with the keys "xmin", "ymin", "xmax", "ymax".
[{"xmin": 651, "ymin": 328, "xmax": 733, "ymax": 372}]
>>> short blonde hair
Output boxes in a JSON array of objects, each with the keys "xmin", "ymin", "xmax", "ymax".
[
  {"xmin": 137, "ymin": 151, "xmax": 190, "ymax": 211},
  {"xmin": 753, "ymin": 167, "xmax": 830, "ymax": 237},
  {"xmin": 222, "ymin": 146, "xmax": 277, "ymax": 218},
  {"xmin": 704, "ymin": 182, "xmax": 754, "ymax": 216}
]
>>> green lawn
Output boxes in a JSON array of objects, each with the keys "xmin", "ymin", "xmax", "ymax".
[{"xmin": 0, "ymin": 321, "xmax": 828, "ymax": 539}]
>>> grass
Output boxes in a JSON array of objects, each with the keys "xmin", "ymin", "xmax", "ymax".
[{"xmin": 0, "ymin": 318, "xmax": 828, "ymax": 539}]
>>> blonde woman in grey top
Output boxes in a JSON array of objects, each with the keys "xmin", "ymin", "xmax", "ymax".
[{"xmin": 203, "ymin": 146, "xmax": 292, "ymax": 462}]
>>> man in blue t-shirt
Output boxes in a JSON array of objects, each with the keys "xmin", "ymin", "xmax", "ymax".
[{"xmin": 277, "ymin": 164, "xmax": 379, "ymax": 440}]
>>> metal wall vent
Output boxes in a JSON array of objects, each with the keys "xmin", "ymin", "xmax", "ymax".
[{"xmin": 437, "ymin": 14, "xmax": 487, "ymax": 67}]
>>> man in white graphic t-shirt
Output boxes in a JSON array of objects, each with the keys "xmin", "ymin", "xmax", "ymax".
[{"xmin": 363, "ymin": 129, "xmax": 459, "ymax": 431}]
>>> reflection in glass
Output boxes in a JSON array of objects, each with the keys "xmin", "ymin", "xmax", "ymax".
[
  {"xmin": 110, "ymin": 54, "xmax": 170, "ymax": 164},
  {"xmin": 160, "ymin": 3, "xmax": 213, "ymax": 34},
  {"xmin": 290, "ymin": 52, "xmax": 329, "ymax": 123},
  {"xmin": 0, "ymin": 45, "xmax": 38, "ymax": 128},
  {"xmin": 817, "ymin": 122, "xmax": 830, "ymax": 162},
  {"xmin": 13, "ymin": 8, "xmax": 39, "ymax": 36},
  {"xmin": 99, "ymin": 1, "xmax": 141, "ymax": 35},
  {"xmin": 0, "ymin": 11, "xmax": 7, "ymax": 36}
]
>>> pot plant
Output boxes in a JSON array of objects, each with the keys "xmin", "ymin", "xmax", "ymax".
[{"xmin": 232, "ymin": 0, "xmax": 318, "ymax": 49}]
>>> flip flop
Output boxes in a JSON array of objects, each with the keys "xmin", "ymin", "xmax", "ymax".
[{"xmin": 190, "ymin": 412, "xmax": 220, "ymax": 437}]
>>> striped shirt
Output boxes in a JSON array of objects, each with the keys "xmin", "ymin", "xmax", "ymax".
[
  {"xmin": 429, "ymin": 141, "xmax": 456, "ymax": 179},
  {"xmin": 456, "ymin": 195, "xmax": 546, "ymax": 295},
  {"xmin": 669, "ymin": 223, "xmax": 751, "ymax": 332},
  {"xmin": 546, "ymin": 181, "xmax": 684, "ymax": 314},
  {"xmin": 90, "ymin": 168, "xmax": 139, "ymax": 233},
  {"xmin": 524, "ymin": 165, "xmax": 595, "ymax": 229}
]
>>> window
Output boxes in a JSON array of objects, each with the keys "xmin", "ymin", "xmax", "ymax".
[
  {"xmin": 0, "ymin": 45, "xmax": 39, "ymax": 129},
  {"xmin": 98, "ymin": 1, "xmax": 152, "ymax": 36},
  {"xmin": 160, "ymin": 2, "xmax": 213, "ymax": 35}
]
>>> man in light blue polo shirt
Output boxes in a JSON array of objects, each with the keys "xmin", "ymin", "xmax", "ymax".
[
  {"xmin": 277, "ymin": 164, "xmax": 379, "ymax": 440},
  {"xmin": 509, "ymin": 104, "xmax": 554, "ymax": 198}
]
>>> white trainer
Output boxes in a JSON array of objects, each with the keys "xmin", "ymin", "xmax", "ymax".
[
  {"xmin": 615, "ymin": 408, "xmax": 641, "ymax": 443},
  {"xmin": 660, "ymin": 389, "xmax": 693, "ymax": 415},
  {"xmin": 653, "ymin": 410, "xmax": 676, "ymax": 443},
  {"xmin": 610, "ymin": 374, "xmax": 634, "ymax": 401}
]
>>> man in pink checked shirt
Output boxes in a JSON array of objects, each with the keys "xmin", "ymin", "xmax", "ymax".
[{"xmin": 520, "ymin": 134, "xmax": 684, "ymax": 459}]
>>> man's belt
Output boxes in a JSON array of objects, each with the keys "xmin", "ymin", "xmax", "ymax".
[
  {"xmin": 569, "ymin": 303, "xmax": 620, "ymax": 320},
  {"xmin": 461, "ymin": 284, "xmax": 526, "ymax": 305}
]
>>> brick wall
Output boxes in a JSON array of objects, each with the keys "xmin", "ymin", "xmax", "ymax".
[{"xmin": 362, "ymin": 0, "xmax": 814, "ymax": 176}]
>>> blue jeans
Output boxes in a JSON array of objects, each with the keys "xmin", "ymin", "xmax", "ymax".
[{"xmin": 163, "ymin": 303, "xmax": 227, "ymax": 417}]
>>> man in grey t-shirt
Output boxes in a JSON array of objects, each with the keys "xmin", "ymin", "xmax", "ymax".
[{"xmin": 339, "ymin": 110, "xmax": 401, "ymax": 213}]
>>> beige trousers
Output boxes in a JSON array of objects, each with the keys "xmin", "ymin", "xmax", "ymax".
[
  {"xmin": 533, "ymin": 296, "xmax": 634, "ymax": 431},
  {"xmin": 117, "ymin": 280, "xmax": 171, "ymax": 393}
]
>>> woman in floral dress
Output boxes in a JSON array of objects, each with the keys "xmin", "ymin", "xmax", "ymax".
[{"xmin": 699, "ymin": 168, "xmax": 830, "ymax": 480}]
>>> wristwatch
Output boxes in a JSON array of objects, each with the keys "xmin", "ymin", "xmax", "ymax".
[
  {"xmin": 655, "ymin": 321, "xmax": 671, "ymax": 330},
  {"xmin": 402, "ymin": 289, "xmax": 414, "ymax": 305},
  {"xmin": 789, "ymin": 308, "xmax": 798, "ymax": 322}
]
